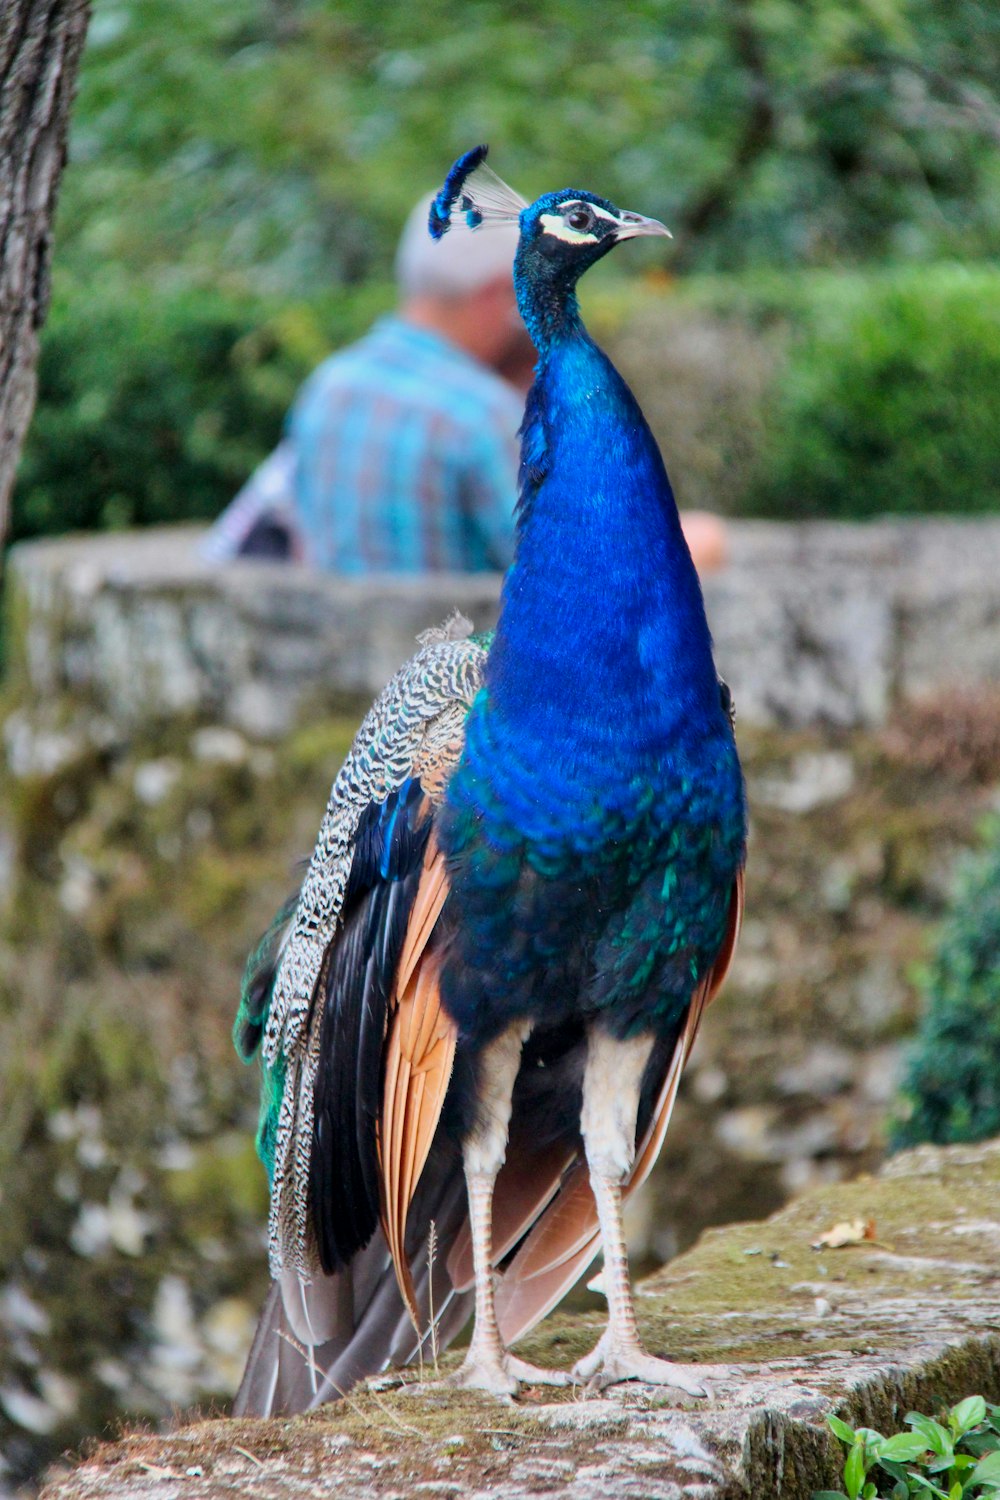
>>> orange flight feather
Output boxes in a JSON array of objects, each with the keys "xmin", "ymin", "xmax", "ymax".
[{"xmin": 378, "ymin": 836, "xmax": 457, "ymax": 1330}]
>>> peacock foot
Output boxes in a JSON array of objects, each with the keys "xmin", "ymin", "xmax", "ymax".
[
  {"xmin": 451, "ymin": 1346, "xmax": 570, "ymax": 1397},
  {"xmin": 572, "ymin": 1331, "xmax": 713, "ymax": 1396}
]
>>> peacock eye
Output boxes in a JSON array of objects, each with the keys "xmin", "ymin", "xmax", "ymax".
[{"xmin": 566, "ymin": 206, "xmax": 594, "ymax": 232}]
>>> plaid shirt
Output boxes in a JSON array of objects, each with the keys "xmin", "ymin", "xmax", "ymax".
[{"xmin": 202, "ymin": 317, "xmax": 522, "ymax": 573}]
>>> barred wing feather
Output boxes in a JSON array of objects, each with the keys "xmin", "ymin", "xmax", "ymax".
[
  {"xmin": 263, "ymin": 624, "xmax": 485, "ymax": 1283},
  {"xmin": 233, "ymin": 623, "xmax": 485, "ymax": 1412}
]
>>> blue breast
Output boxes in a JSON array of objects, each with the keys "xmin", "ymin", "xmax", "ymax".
[
  {"xmin": 439, "ymin": 326, "xmax": 744, "ymax": 1047},
  {"xmin": 472, "ymin": 332, "xmax": 730, "ymax": 828}
]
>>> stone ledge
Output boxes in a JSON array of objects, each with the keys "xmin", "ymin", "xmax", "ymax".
[
  {"xmin": 6, "ymin": 518, "xmax": 1000, "ymax": 741},
  {"xmin": 39, "ymin": 1139, "xmax": 1000, "ymax": 1500}
]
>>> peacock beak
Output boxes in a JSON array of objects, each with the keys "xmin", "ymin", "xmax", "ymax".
[{"xmin": 615, "ymin": 210, "xmax": 672, "ymax": 241}]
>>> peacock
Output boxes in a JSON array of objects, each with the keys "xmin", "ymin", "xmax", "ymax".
[{"xmin": 232, "ymin": 146, "xmax": 746, "ymax": 1414}]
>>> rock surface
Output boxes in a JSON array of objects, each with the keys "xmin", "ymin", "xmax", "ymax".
[
  {"xmin": 38, "ymin": 1139, "xmax": 1000, "ymax": 1500},
  {"xmin": 8, "ymin": 518, "xmax": 1000, "ymax": 740}
]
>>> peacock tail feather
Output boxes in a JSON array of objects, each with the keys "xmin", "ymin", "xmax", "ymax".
[{"xmin": 249, "ymin": 615, "xmax": 486, "ymax": 1278}]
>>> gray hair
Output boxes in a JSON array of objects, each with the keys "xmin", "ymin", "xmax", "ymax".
[{"xmin": 395, "ymin": 192, "xmax": 520, "ymax": 298}]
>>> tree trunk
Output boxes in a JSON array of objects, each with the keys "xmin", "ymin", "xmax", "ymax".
[{"xmin": 0, "ymin": 0, "xmax": 90, "ymax": 546}]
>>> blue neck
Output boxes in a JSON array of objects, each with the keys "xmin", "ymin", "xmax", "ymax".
[
  {"xmin": 487, "ymin": 323, "xmax": 721, "ymax": 773},
  {"xmin": 515, "ymin": 260, "xmax": 582, "ymax": 354}
]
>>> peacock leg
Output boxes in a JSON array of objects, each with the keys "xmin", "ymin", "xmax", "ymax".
[
  {"xmin": 453, "ymin": 1021, "xmax": 570, "ymax": 1395},
  {"xmin": 572, "ymin": 1029, "xmax": 711, "ymax": 1396}
]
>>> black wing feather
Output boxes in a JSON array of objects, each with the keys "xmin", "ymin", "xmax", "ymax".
[{"xmin": 310, "ymin": 781, "xmax": 433, "ymax": 1274}]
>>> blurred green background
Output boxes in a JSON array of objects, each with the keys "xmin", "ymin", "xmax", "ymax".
[{"xmin": 11, "ymin": 0, "xmax": 1000, "ymax": 543}]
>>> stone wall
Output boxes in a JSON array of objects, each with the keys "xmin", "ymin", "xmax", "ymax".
[
  {"xmin": 3, "ymin": 520, "xmax": 999, "ymax": 1492},
  {"xmin": 7, "ymin": 517, "xmax": 1000, "ymax": 742},
  {"xmin": 37, "ymin": 1139, "xmax": 1000, "ymax": 1500}
]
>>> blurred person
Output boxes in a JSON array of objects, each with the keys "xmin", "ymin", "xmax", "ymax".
[
  {"xmin": 203, "ymin": 194, "xmax": 729, "ymax": 575},
  {"xmin": 203, "ymin": 194, "xmax": 530, "ymax": 572}
]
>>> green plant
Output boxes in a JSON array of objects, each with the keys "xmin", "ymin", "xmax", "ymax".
[
  {"xmin": 749, "ymin": 264, "xmax": 1000, "ymax": 520},
  {"xmin": 57, "ymin": 0, "xmax": 1000, "ymax": 297},
  {"xmin": 10, "ymin": 278, "xmax": 390, "ymax": 543},
  {"xmin": 891, "ymin": 819, "xmax": 1000, "ymax": 1150},
  {"xmin": 13, "ymin": 259, "xmax": 1000, "ymax": 546},
  {"xmin": 816, "ymin": 1396, "xmax": 1000, "ymax": 1499}
]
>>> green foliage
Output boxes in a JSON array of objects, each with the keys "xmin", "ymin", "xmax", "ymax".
[
  {"xmin": 816, "ymin": 1396, "xmax": 1000, "ymax": 1499},
  {"xmin": 62, "ymin": 0, "xmax": 1000, "ymax": 299},
  {"xmin": 11, "ymin": 278, "xmax": 390, "ymax": 541},
  {"xmin": 14, "ymin": 261, "xmax": 1000, "ymax": 544},
  {"xmin": 597, "ymin": 261, "xmax": 1000, "ymax": 520},
  {"xmin": 748, "ymin": 264, "xmax": 1000, "ymax": 519},
  {"xmin": 891, "ymin": 819, "xmax": 1000, "ymax": 1150},
  {"xmin": 14, "ymin": 2, "xmax": 1000, "ymax": 539}
]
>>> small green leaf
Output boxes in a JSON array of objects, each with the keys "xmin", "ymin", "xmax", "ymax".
[
  {"xmin": 878, "ymin": 1432, "xmax": 932, "ymax": 1462},
  {"xmin": 845, "ymin": 1441, "xmax": 867, "ymax": 1500},
  {"xmin": 961, "ymin": 1431, "xmax": 999, "ymax": 1457},
  {"xmin": 951, "ymin": 1396, "xmax": 987, "ymax": 1437},
  {"xmin": 972, "ymin": 1451, "xmax": 1000, "ymax": 1485},
  {"xmin": 905, "ymin": 1474, "xmax": 949, "ymax": 1499},
  {"xmin": 861, "ymin": 1484, "xmax": 877, "ymax": 1499},
  {"xmin": 907, "ymin": 1414, "xmax": 952, "ymax": 1457},
  {"xmin": 828, "ymin": 1416, "xmax": 859, "ymax": 1445},
  {"xmin": 889, "ymin": 1484, "xmax": 908, "ymax": 1500},
  {"xmin": 948, "ymin": 1483, "xmax": 961, "ymax": 1500}
]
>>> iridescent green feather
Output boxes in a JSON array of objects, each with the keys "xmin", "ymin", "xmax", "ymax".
[{"xmin": 233, "ymin": 893, "xmax": 298, "ymax": 1182}]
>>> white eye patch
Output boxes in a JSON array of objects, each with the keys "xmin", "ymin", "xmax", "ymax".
[
  {"xmin": 539, "ymin": 212, "xmax": 598, "ymax": 244},
  {"xmin": 539, "ymin": 201, "xmax": 620, "ymax": 245}
]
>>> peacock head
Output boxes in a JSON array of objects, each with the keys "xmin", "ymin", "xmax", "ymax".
[{"xmin": 429, "ymin": 145, "xmax": 670, "ymax": 349}]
